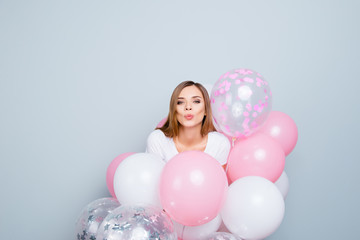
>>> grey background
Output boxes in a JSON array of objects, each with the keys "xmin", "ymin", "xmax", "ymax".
[{"xmin": 1, "ymin": 0, "xmax": 359, "ymax": 239}]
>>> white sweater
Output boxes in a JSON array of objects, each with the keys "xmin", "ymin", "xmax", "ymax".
[{"xmin": 146, "ymin": 129, "xmax": 231, "ymax": 165}]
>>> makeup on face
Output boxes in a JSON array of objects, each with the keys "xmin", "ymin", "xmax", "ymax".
[{"xmin": 176, "ymin": 86, "xmax": 206, "ymax": 127}]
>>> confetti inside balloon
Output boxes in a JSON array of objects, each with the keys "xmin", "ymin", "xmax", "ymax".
[
  {"xmin": 210, "ymin": 68, "xmax": 272, "ymax": 138},
  {"xmin": 96, "ymin": 204, "xmax": 177, "ymax": 240},
  {"xmin": 75, "ymin": 197, "xmax": 120, "ymax": 240}
]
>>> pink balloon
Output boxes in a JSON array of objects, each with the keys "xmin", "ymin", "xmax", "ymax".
[
  {"xmin": 106, "ymin": 152, "xmax": 135, "ymax": 198},
  {"xmin": 227, "ymin": 133, "xmax": 285, "ymax": 183},
  {"xmin": 156, "ymin": 117, "xmax": 167, "ymax": 128},
  {"xmin": 258, "ymin": 111, "xmax": 298, "ymax": 156},
  {"xmin": 160, "ymin": 151, "xmax": 228, "ymax": 226}
]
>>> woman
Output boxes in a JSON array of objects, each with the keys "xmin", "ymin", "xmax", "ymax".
[{"xmin": 146, "ymin": 81, "xmax": 230, "ymax": 168}]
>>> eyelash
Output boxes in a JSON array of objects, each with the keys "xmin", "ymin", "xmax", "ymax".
[{"xmin": 177, "ymin": 100, "xmax": 201, "ymax": 105}]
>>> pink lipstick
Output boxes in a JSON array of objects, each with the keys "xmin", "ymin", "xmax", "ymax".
[{"xmin": 185, "ymin": 114, "xmax": 194, "ymax": 120}]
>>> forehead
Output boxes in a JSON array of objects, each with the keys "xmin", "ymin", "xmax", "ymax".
[{"xmin": 178, "ymin": 85, "xmax": 203, "ymax": 98}]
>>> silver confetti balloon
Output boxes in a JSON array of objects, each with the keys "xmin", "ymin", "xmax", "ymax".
[
  {"xmin": 96, "ymin": 204, "xmax": 177, "ymax": 240},
  {"xmin": 211, "ymin": 68, "xmax": 272, "ymax": 138},
  {"xmin": 201, "ymin": 232, "xmax": 243, "ymax": 240},
  {"xmin": 75, "ymin": 197, "xmax": 120, "ymax": 240}
]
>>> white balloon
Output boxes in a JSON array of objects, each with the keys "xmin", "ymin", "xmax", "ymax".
[
  {"xmin": 174, "ymin": 215, "xmax": 222, "ymax": 240},
  {"xmin": 274, "ymin": 171, "xmax": 290, "ymax": 199},
  {"xmin": 221, "ymin": 176, "xmax": 285, "ymax": 240},
  {"xmin": 203, "ymin": 232, "xmax": 243, "ymax": 240},
  {"xmin": 113, "ymin": 153, "xmax": 165, "ymax": 207}
]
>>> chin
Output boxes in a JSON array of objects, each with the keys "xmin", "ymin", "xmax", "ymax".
[{"xmin": 181, "ymin": 121, "xmax": 202, "ymax": 128}]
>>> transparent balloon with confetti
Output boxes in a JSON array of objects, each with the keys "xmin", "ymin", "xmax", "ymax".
[
  {"xmin": 96, "ymin": 204, "xmax": 177, "ymax": 240},
  {"xmin": 210, "ymin": 68, "xmax": 272, "ymax": 138},
  {"xmin": 75, "ymin": 197, "xmax": 120, "ymax": 240}
]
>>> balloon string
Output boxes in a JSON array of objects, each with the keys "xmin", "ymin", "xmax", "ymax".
[{"xmin": 181, "ymin": 225, "xmax": 185, "ymax": 239}]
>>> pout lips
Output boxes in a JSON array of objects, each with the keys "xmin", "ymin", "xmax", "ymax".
[{"xmin": 185, "ymin": 114, "xmax": 194, "ymax": 120}]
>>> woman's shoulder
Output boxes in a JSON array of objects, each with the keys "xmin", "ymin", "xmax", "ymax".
[
  {"xmin": 206, "ymin": 131, "xmax": 231, "ymax": 165},
  {"xmin": 146, "ymin": 129, "xmax": 177, "ymax": 161},
  {"xmin": 208, "ymin": 131, "xmax": 231, "ymax": 148},
  {"xmin": 147, "ymin": 129, "xmax": 172, "ymax": 144},
  {"xmin": 149, "ymin": 129, "xmax": 165, "ymax": 137},
  {"xmin": 208, "ymin": 131, "xmax": 229, "ymax": 141},
  {"xmin": 148, "ymin": 129, "xmax": 167, "ymax": 140}
]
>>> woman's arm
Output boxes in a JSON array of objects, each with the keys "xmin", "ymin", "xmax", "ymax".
[
  {"xmin": 145, "ymin": 130, "xmax": 166, "ymax": 161},
  {"xmin": 211, "ymin": 132, "xmax": 231, "ymax": 170}
]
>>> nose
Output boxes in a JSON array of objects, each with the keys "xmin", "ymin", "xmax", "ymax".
[{"xmin": 185, "ymin": 103, "xmax": 192, "ymax": 110}]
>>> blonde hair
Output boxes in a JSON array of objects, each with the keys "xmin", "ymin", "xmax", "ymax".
[{"xmin": 157, "ymin": 81, "xmax": 216, "ymax": 138}]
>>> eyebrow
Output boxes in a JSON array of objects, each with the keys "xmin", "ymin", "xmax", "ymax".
[{"xmin": 178, "ymin": 96, "xmax": 202, "ymax": 99}]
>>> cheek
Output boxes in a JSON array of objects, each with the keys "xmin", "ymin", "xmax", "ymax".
[
  {"xmin": 196, "ymin": 104, "xmax": 206, "ymax": 115},
  {"xmin": 176, "ymin": 106, "xmax": 182, "ymax": 114}
]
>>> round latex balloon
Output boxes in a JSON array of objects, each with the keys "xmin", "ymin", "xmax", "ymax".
[
  {"xmin": 173, "ymin": 214, "xmax": 222, "ymax": 240},
  {"xmin": 75, "ymin": 198, "xmax": 120, "ymax": 240},
  {"xmin": 211, "ymin": 68, "xmax": 272, "ymax": 138},
  {"xmin": 113, "ymin": 153, "xmax": 165, "ymax": 208},
  {"xmin": 96, "ymin": 204, "xmax": 177, "ymax": 240},
  {"xmin": 160, "ymin": 151, "xmax": 228, "ymax": 226},
  {"xmin": 157, "ymin": 117, "xmax": 167, "ymax": 128},
  {"xmin": 106, "ymin": 152, "xmax": 135, "ymax": 198},
  {"xmin": 202, "ymin": 232, "xmax": 242, "ymax": 240},
  {"xmin": 274, "ymin": 171, "xmax": 290, "ymax": 199},
  {"xmin": 257, "ymin": 111, "xmax": 298, "ymax": 156},
  {"xmin": 221, "ymin": 176, "xmax": 285, "ymax": 240},
  {"xmin": 227, "ymin": 133, "xmax": 285, "ymax": 183}
]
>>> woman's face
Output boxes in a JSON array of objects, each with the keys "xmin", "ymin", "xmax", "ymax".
[{"xmin": 176, "ymin": 85, "xmax": 206, "ymax": 129}]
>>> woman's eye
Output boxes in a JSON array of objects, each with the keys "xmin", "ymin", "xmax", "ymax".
[
  {"xmin": 177, "ymin": 101, "xmax": 184, "ymax": 105},
  {"xmin": 194, "ymin": 100, "xmax": 201, "ymax": 104}
]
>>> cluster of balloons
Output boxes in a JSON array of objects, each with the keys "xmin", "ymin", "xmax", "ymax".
[
  {"xmin": 76, "ymin": 68, "xmax": 298, "ymax": 240},
  {"xmin": 75, "ymin": 198, "xmax": 177, "ymax": 240}
]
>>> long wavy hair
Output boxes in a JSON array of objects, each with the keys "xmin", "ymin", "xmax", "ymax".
[{"xmin": 157, "ymin": 81, "xmax": 216, "ymax": 138}]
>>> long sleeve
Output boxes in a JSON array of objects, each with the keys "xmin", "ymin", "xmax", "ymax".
[
  {"xmin": 145, "ymin": 130, "xmax": 166, "ymax": 161},
  {"xmin": 206, "ymin": 132, "xmax": 231, "ymax": 166}
]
